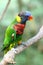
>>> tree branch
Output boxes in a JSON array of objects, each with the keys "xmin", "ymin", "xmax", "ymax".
[
  {"xmin": 0, "ymin": 0, "xmax": 11, "ymax": 21},
  {"xmin": 0, "ymin": 26, "xmax": 43, "ymax": 65}
]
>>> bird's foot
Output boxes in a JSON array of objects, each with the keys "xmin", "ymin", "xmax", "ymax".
[
  {"xmin": 18, "ymin": 41, "xmax": 27, "ymax": 47},
  {"xmin": 21, "ymin": 42, "xmax": 27, "ymax": 47}
]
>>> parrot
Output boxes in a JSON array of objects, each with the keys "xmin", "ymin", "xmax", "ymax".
[{"xmin": 2, "ymin": 11, "xmax": 33, "ymax": 54}]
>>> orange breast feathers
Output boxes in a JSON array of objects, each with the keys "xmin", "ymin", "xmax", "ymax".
[{"xmin": 13, "ymin": 24, "xmax": 25, "ymax": 34}]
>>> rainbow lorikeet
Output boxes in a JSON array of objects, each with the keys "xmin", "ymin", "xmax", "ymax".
[{"xmin": 2, "ymin": 11, "xmax": 33, "ymax": 54}]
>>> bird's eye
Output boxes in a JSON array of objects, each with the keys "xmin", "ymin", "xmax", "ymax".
[{"xmin": 21, "ymin": 15, "xmax": 24, "ymax": 19}]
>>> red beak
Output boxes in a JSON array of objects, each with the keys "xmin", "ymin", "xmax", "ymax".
[{"xmin": 28, "ymin": 16, "xmax": 33, "ymax": 21}]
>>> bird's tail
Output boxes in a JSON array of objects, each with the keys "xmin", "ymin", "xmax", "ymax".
[
  {"xmin": 0, "ymin": 45, "xmax": 3, "ymax": 53},
  {"xmin": 0, "ymin": 46, "xmax": 9, "ymax": 54}
]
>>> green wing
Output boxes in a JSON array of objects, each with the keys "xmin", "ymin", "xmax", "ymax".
[
  {"xmin": 2, "ymin": 18, "xmax": 20, "ymax": 51},
  {"xmin": 2, "ymin": 25, "xmax": 16, "ymax": 51}
]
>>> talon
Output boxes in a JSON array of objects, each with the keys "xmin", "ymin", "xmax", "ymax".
[{"xmin": 22, "ymin": 42, "xmax": 27, "ymax": 47}]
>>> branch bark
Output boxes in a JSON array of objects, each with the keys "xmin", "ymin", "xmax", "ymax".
[
  {"xmin": 0, "ymin": 0, "xmax": 11, "ymax": 21},
  {"xmin": 0, "ymin": 26, "xmax": 43, "ymax": 65}
]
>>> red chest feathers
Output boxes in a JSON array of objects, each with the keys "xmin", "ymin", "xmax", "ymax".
[{"xmin": 13, "ymin": 24, "xmax": 25, "ymax": 35}]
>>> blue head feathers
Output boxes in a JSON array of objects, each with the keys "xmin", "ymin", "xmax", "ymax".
[
  {"xmin": 18, "ymin": 11, "xmax": 32, "ymax": 17},
  {"xmin": 18, "ymin": 11, "xmax": 32, "ymax": 24},
  {"xmin": 25, "ymin": 11, "xmax": 32, "ymax": 16}
]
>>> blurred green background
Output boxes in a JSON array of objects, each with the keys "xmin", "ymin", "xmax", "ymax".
[{"xmin": 0, "ymin": 0, "xmax": 43, "ymax": 65}]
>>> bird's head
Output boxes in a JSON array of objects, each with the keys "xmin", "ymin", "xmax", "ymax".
[{"xmin": 16, "ymin": 11, "xmax": 33, "ymax": 24}]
